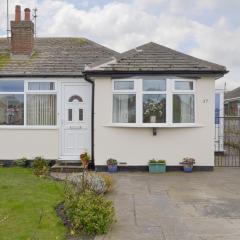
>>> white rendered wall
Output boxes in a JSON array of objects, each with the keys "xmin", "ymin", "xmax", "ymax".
[
  {"xmin": 0, "ymin": 129, "xmax": 58, "ymax": 159},
  {"xmin": 94, "ymin": 76, "xmax": 215, "ymax": 166}
]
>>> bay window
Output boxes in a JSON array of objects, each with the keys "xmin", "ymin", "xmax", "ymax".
[
  {"xmin": 113, "ymin": 94, "xmax": 136, "ymax": 123},
  {"xmin": 112, "ymin": 78, "xmax": 195, "ymax": 125},
  {"xmin": 173, "ymin": 80, "xmax": 195, "ymax": 123},
  {"xmin": 0, "ymin": 80, "xmax": 57, "ymax": 127},
  {"xmin": 142, "ymin": 79, "xmax": 166, "ymax": 123},
  {"xmin": 173, "ymin": 95, "xmax": 194, "ymax": 123},
  {"xmin": 113, "ymin": 80, "xmax": 136, "ymax": 123}
]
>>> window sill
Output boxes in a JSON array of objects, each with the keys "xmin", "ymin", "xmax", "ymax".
[
  {"xmin": 0, "ymin": 126, "xmax": 59, "ymax": 130},
  {"xmin": 104, "ymin": 123, "xmax": 204, "ymax": 128}
]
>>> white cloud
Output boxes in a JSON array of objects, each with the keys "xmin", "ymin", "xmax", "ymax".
[{"xmin": 0, "ymin": 0, "xmax": 239, "ymax": 90}]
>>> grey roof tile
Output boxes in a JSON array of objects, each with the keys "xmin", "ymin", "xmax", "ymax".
[
  {"xmin": 85, "ymin": 42, "xmax": 227, "ymax": 74},
  {"xmin": 0, "ymin": 37, "xmax": 119, "ymax": 76}
]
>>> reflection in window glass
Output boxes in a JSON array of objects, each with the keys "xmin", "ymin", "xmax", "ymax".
[
  {"xmin": 114, "ymin": 81, "xmax": 134, "ymax": 90},
  {"xmin": 143, "ymin": 94, "xmax": 166, "ymax": 123},
  {"xmin": 173, "ymin": 94, "xmax": 194, "ymax": 123},
  {"xmin": 215, "ymin": 94, "xmax": 220, "ymax": 124},
  {"xmin": 175, "ymin": 81, "xmax": 193, "ymax": 90},
  {"xmin": 28, "ymin": 82, "xmax": 55, "ymax": 90},
  {"xmin": 113, "ymin": 94, "xmax": 136, "ymax": 123},
  {"xmin": 0, "ymin": 81, "xmax": 24, "ymax": 92},
  {"xmin": 0, "ymin": 95, "xmax": 24, "ymax": 125},
  {"xmin": 143, "ymin": 80, "xmax": 166, "ymax": 91}
]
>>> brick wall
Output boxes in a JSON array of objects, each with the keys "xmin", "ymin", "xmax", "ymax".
[{"xmin": 10, "ymin": 6, "xmax": 34, "ymax": 56}]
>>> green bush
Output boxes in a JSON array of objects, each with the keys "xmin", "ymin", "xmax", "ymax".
[
  {"xmin": 15, "ymin": 157, "xmax": 28, "ymax": 167},
  {"xmin": 149, "ymin": 159, "xmax": 166, "ymax": 164},
  {"xmin": 32, "ymin": 156, "xmax": 49, "ymax": 177},
  {"xmin": 64, "ymin": 189, "xmax": 115, "ymax": 235}
]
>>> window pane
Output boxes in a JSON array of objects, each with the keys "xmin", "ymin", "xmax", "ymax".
[
  {"xmin": 143, "ymin": 94, "xmax": 166, "ymax": 123},
  {"xmin": 175, "ymin": 81, "xmax": 193, "ymax": 90},
  {"xmin": 114, "ymin": 81, "xmax": 134, "ymax": 90},
  {"xmin": 28, "ymin": 82, "xmax": 55, "ymax": 90},
  {"xmin": 173, "ymin": 94, "xmax": 194, "ymax": 123},
  {"xmin": 0, "ymin": 95, "xmax": 24, "ymax": 125},
  {"xmin": 0, "ymin": 81, "xmax": 24, "ymax": 92},
  {"xmin": 79, "ymin": 109, "xmax": 83, "ymax": 121},
  {"xmin": 143, "ymin": 80, "xmax": 166, "ymax": 91},
  {"xmin": 68, "ymin": 109, "xmax": 72, "ymax": 121},
  {"xmin": 215, "ymin": 94, "xmax": 220, "ymax": 124},
  {"xmin": 113, "ymin": 94, "xmax": 136, "ymax": 123},
  {"xmin": 27, "ymin": 94, "xmax": 56, "ymax": 125},
  {"xmin": 69, "ymin": 95, "xmax": 83, "ymax": 102}
]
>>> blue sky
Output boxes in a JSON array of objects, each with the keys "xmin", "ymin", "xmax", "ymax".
[{"xmin": 0, "ymin": 0, "xmax": 239, "ymax": 89}]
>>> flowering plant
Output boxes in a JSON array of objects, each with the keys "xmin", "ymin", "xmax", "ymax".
[
  {"xmin": 80, "ymin": 152, "xmax": 90, "ymax": 168},
  {"xmin": 180, "ymin": 157, "xmax": 196, "ymax": 167},
  {"xmin": 143, "ymin": 100, "xmax": 164, "ymax": 117}
]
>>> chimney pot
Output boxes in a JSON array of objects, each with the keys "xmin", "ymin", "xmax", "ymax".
[
  {"xmin": 24, "ymin": 8, "xmax": 31, "ymax": 21},
  {"xmin": 15, "ymin": 5, "xmax": 21, "ymax": 22}
]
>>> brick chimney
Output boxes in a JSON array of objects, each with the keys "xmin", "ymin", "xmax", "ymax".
[{"xmin": 11, "ymin": 5, "xmax": 34, "ymax": 56}]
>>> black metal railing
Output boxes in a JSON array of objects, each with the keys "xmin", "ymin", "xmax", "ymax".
[{"xmin": 215, "ymin": 116, "xmax": 240, "ymax": 167}]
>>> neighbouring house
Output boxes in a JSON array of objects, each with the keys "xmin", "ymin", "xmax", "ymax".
[
  {"xmin": 0, "ymin": 6, "xmax": 228, "ymax": 171},
  {"xmin": 225, "ymin": 87, "xmax": 240, "ymax": 116}
]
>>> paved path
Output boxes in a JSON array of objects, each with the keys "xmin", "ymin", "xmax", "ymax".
[{"xmin": 94, "ymin": 168, "xmax": 240, "ymax": 240}]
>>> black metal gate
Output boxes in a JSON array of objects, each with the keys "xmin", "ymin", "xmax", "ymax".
[{"xmin": 215, "ymin": 117, "xmax": 240, "ymax": 167}]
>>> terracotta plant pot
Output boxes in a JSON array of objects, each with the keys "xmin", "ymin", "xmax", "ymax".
[{"xmin": 81, "ymin": 159, "xmax": 89, "ymax": 168}]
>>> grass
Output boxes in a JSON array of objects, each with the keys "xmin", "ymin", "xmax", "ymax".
[{"xmin": 0, "ymin": 167, "xmax": 67, "ymax": 240}]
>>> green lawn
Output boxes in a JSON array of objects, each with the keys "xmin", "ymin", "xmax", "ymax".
[{"xmin": 0, "ymin": 167, "xmax": 67, "ymax": 240}]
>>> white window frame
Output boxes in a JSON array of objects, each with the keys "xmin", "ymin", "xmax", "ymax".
[
  {"xmin": 112, "ymin": 79, "xmax": 136, "ymax": 93},
  {"xmin": 142, "ymin": 79, "xmax": 167, "ymax": 124},
  {"xmin": 112, "ymin": 79, "xmax": 137, "ymax": 124},
  {"xmin": 0, "ymin": 79, "xmax": 58, "ymax": 129},
  {"xmin": 173, "ymin": 79, "xmax": 195, "ymax": 92},
  {"xmin": 172, "ymin": 79, "xmax": 196, "ymax": 124},
  {"xmin": 112, "ymin": 78, "xmax": 196, "ymax": 127}
]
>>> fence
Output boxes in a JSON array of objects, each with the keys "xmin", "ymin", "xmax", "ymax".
[{"xmin": 215, "ymin": 117, "xmax": 240, "ymax": 167}]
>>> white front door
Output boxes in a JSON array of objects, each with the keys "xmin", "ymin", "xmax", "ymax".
[{"xmin": 60, "ymin": 82, "xmax": 91, "ymax": 160}]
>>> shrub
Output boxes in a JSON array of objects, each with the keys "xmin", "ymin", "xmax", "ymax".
[
  {"xmin": 15, "ymin": 157, "xmax": 28, "ymax": 167},
  {"xmin": 64, "ymin": 190, "xmax": 115, "ymax": 235},
  {"xmin": 98, "ymin": 173, "xmax": 114, "ymax": 193},
  {"xmin": 180, "ymin": 157, "xmax": 196, "ymax": 167},
  {"xmin": 32, "ymin": 156, "xmax": 49, "ymax": 177},
  {"xmin": 68, "ymin": 172, "xmax": 111, "ymax": 195},
  {"xmin": 149, "ymin": 159, "xmax": 166, "ymax": 164},
  {"xmin": 106, "ymin": 158, "xmax": 117, "ymax": 166}
]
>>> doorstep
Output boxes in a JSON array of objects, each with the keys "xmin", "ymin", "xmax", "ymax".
[{"xmin": 51, "ymin": 162, "xmax": 84, "ymax": 173}]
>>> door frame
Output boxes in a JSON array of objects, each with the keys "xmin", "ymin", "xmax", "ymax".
[{"xmin": 58, "ymin": 78, "xmax": 92, "ymax": 161}]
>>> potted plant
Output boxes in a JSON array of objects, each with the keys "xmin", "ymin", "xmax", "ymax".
[
  {"xmin": 80, "ymin": 152, "xmax": 90, "ymax": 169},
  {"xmin": 143, "ymin": 100, "xmax": 164, "ymax": 123},
  {"xmin": 180, "ymin": 157, "xmax": 196, "ymax": 172},
  {"xmin": 148, "ymin": 159, "xmax": 166, "ymax": 173},
  {"xmin": 106, "ymin": 158, "xmax": 118, "ymax": 173}
]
